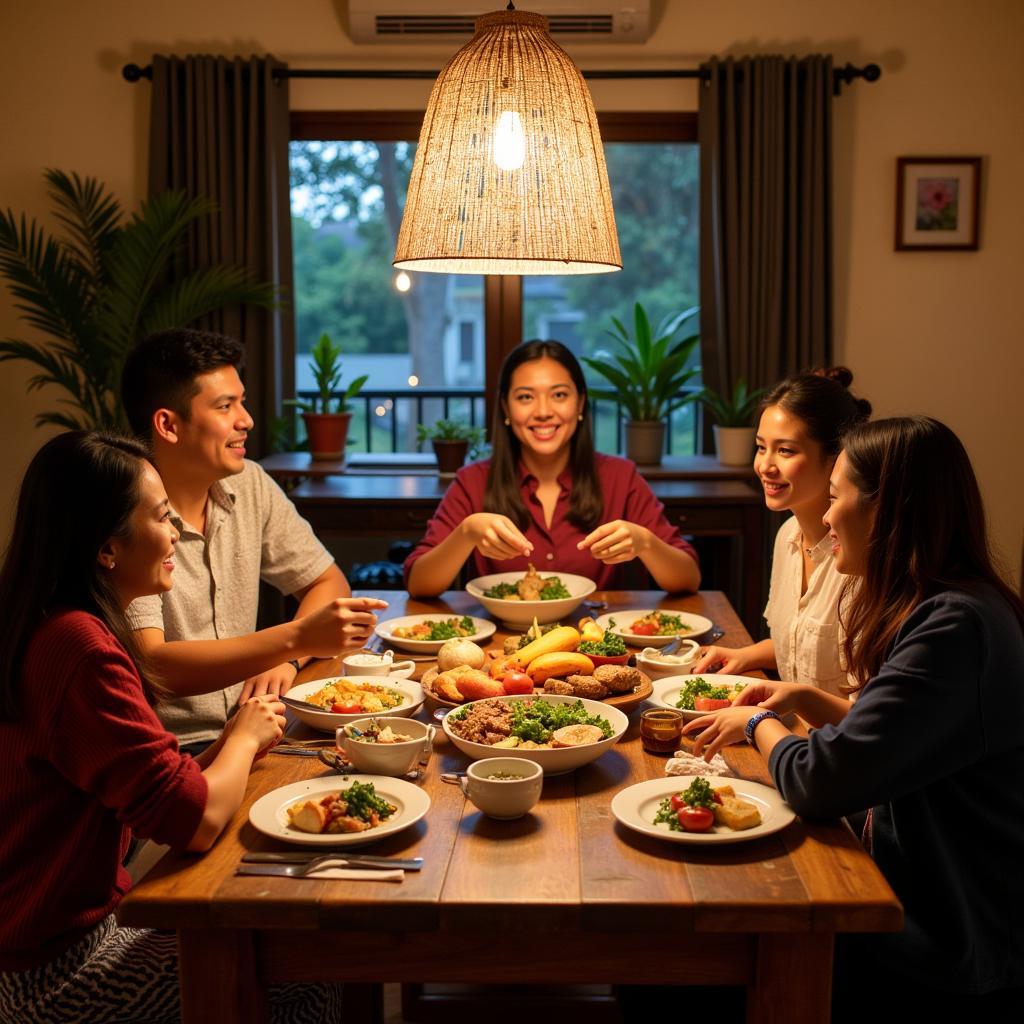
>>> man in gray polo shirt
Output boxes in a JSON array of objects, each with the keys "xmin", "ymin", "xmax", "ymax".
[{"xmin": 121, "ymin": 328, "xmax": 387, "ymax": 754}]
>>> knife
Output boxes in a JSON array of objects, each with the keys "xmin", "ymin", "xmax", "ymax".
[
  {"xmin": 242, "ymin": 851, "xmax": 423, "ymax": 870},
  {"xmin": 236, "ymin": 863, "xmax": 404, "ymax": 879}
]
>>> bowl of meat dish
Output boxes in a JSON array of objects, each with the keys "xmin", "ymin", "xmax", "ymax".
[
  {"xmin": 285, "ymin": 676, "xmax": 425, "ymax": 733},
  {"xmin": 466, "ymin": 564, "xmax": 596, "ymax": 628},
  {"xmin": 443, "ymin": 693, "xmax": 629, "ymax": 774}
]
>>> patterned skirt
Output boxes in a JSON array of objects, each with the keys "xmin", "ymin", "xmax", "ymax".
[{"xmin": 0, "ymin": 915, "xmax": 342, "ymax": 1023}]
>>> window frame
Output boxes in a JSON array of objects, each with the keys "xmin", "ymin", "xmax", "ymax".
[{"xmin": 289, "ymin": 110, "xmax": 699, "ymax": 437}]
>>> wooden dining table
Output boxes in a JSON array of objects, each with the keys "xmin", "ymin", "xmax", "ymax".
[{"xmin": 118, "ymin": 590, "xmax": 902, "ymax": 1023}]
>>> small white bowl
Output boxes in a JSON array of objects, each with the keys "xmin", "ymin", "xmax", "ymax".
[
  {"xmin": 341, "ymin": 651, "xmax": 415, "ymax": 678},
  {"xmin": 635, "ymin": 641, "xmax": 701, "ymax": 680},
  {"xmin": 462, "ymin": 758, "xmax": 543, "ymax": 819},
  {"xmin": 285, "ymin": 676, "xmax": 424, "ymax": 734},
  {"xmin": 466, "ymin": 571, "xmax": 596, "ymax": 629},
  {"xmin": 337, "ymin": 717, "xmax": 435, "ymax": 776}
]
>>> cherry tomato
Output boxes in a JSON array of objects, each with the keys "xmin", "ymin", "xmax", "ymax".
[
  {"xmin": 501, "ymin": 671, "xmax": 534, "ymax": 696},
  {"xmin": 712, "ymin": 791, "xmax": 723, "ymax": 805},
  {"xmin": 631, "ymin": 622, "xmax": 659, "ymax": 636},
  {"xmin": 331, "ymin": 702, "xmax": 362, "ymax": 715},
  {"xmin": 670, "ymin": 793, "xmax": 687, "ymax": 811},
  {"xmin": 694, "ymin": 696, "xmax": 732, "ymax": 712},
  {"xmin": 677, "ymin": 806, "xmax": 715, "ymax": 832}
]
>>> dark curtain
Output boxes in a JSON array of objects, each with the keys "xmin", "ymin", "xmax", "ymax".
[
  {"xmin": 698, "ymin": 55, "xmax": 833, "ymax": 400},
  {"xmin": 148, "ymin": 55, "xmax": 294, "ymax": 458}
]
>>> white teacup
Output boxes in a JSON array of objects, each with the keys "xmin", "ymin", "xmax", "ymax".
[
  {"xmin": 636, "ymin": 640, "xmax": 702, "ymax": 680},
  {"xmin": 342, "ymin": 650, "xmax": 415, "ymax": 679},
  {"xmin": 461, "ymin": 758, "xmax": 543, "ymax": 820}
]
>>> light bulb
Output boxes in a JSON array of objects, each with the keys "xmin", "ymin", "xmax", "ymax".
[
  {"xmin": 493, "ymin": 111, "xmax": 526, "ymax": 171},
  {"xmin": 408, "ymin": 375, "xmax": 419, "ymax": 387},
  {"xmin": 394, "ymin": 270, "xmax": 412, "ymax": 293}
]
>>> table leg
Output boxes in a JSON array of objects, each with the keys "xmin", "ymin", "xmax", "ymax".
[
  {"xmin": 178, "ymin": 928, "xmax": 268, "ymax": 1024},
  {"xmin": 747, "ymin": 933, "xmax": 833, "ymax": 1024}
]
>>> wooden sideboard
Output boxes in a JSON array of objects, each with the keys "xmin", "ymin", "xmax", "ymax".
[{"xmin": 267, "ymin": 458, "xmax": 767, "ymax": 634}]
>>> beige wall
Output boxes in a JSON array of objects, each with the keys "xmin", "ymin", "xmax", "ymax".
[{"xmin": 1, "ymin": 0, "xmax": 1021, "ymax": 582}]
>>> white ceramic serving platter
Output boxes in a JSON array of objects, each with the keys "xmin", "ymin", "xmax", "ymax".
[
  {"xmin": 465, "ymin": 571, "xmax": 596, "ymax": 629},
  {"xmin": 375, "ymin": 614, "xmax": 496, "ymax": 653},
  {"xmin": 285, "ymin": 677, "xmax": 424, "ymax": 733},
  {"xmin": 443, "ymin": 693, "xmax": 628, "ymax": 775},
  {"xmin": 610, "ymin": 775, "xmax": 795, "ymax": 845},
  {"xmin": 595, "ymin": 609, "xmax": 714, "ymax": 647},
  {"xmin": 249, "ymin": 774, "xmax": 430, "ymax": 847}
]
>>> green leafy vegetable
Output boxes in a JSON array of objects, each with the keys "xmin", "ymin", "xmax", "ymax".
[
  {"xmin": 340, "ymin": 781, "xmax": 397, "ymax": 823},
  {"xmin": 673, "ymin": 677, "xmax": 743, "ymax": 711},
  {"xmin": 578, "ymin": 633, "xmax": 627, "ymax": 657},
  {"xmin": 508, "ymin": 699, "xmax": 614, "ymax": 744}
]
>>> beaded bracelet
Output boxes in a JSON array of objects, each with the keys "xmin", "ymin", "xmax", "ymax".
[{"xmin": 744, "ymin": 709, "xmax": 781, "ymax": 747}]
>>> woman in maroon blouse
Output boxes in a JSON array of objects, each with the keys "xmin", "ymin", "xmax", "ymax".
[
  {"xmin": 406, "ymin": 340, "xmax": 700, "ymax": 596},
  {"xmin": 0, "ymin": 433, "xmax": 338, "ymax": 1022}
]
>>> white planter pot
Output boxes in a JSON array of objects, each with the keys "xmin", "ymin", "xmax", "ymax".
[{"xmin": 713, "ymin": 425, "xmax": 756, "ymax": 467}]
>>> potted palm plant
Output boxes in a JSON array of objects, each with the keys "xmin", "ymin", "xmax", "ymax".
[
  {"xmin": 287, "ymin": 333, "xmax": 367, "ymax": 461},
  {"xmin": 581, "ymin": 303, "xmax": 701, "ymax": 466},
  {"xmin": 698, "ymin": 378, "xmax": 766, "ymax": 466},
  {"xmin": 0, "ymin": 169, "xmax": 276, "ymax": 430},
  {"xmin": 417, "ymin": 419, "xmax": 487, "ymax": 476}
]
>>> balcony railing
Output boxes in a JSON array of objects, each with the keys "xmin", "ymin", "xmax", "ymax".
[{"xmin": 294, "ymin": 386, "xmax": 703, "ymax": 456}]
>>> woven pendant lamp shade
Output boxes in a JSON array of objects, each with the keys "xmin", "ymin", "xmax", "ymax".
[{"xmin": 394, "ymin": 8, "xmax": 621, "ymax": 276}]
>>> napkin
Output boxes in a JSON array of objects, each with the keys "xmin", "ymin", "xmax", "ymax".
[
  {"xmin": 303, "ymin": 867, "xmax": 404, "ymax": 882},
  {"xmin": 665, "ymin": 750, "xmax": 733, "ymax": 778}
]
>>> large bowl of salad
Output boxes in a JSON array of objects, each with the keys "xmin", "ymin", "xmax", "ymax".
[
  {"xmin": 466, "ymin": 568, "xmax": 596, "ymax": 628},
  {"xmin": 443, "ymin": 694, "xmax": 628, "ymax": 774}
]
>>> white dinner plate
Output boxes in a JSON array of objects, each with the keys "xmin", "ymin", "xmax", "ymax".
[
  {"xmin": 595, "ymin": 609, "xmax": 713, "ymax": 647},
  {"xmin": 375, "ymin": 614, "xmax": 496, "ymax": 653},
  {"xmin": 650, "ymin": 673, "xmax": 755, "ymax": 721},
  {"xmin": 249, "ymin": 774, "xmax": 430, "ymax": 847},
  {"xmin": 285, "ymin": 677, "xmax": 424, "ymax": 733},
  {"xmin": 610, "ymin": 775, "xmax": 795, "ymax": 845}
]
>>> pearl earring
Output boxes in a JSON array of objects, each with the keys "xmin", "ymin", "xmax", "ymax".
[
  {"xmin": 578, "ymin": 414, "xmax": 584, "ymax": 421},
  {"xmin": 108, "ymin": 561, "xmax": 116, "ymax": 569},
  {"xmin": 504, "ymin": 417, "xmax": 510, "ymax": 426}
]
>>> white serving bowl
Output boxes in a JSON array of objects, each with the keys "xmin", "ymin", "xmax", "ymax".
[
  {"xmin": 443, "ymin": 693, "xmax": 628, "ymax": 775},
  {"xmin": 285, "ymin": 676, "xmax": 424, "ymax": 734},
  {"xmin": 337, "ymin": 717, "xmax": 435, "ymax": 776},
  {"xmin": 466, "ymin": 571, "xmax": 596, "ymax": 629}
]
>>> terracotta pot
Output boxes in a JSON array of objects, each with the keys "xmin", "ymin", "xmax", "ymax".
[
  {"xmin": 302, "ymin": 411, "xmax": 352, "ymax": 461},
  {"xmin": 432, "ymin": 439, "xmax": 469, "ymax": 475},
  {"xmin": 625, "ymin": 420, "xmax": 665, "ymax": 466},
  {"xmin": 713, "ymin": 425, "xmax": 756, "ymax": 467}
]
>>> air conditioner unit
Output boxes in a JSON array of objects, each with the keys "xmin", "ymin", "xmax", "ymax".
[{"xmin": 347, "ymin": 1, "xmax": 650, "ymax": 44}]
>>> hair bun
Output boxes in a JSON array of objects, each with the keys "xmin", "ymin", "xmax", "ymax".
[
  {"xmin": 854, "ymin": 396, "xmax": 873, "ymax": 420},
  {"xmin": 816, "ymin": 365, "xmax": 854, "ymax": 389}
]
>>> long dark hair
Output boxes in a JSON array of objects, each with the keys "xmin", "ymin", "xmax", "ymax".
[
  {"xmin": 0, "ymin": 431, "xmax": 160, "ymax": 719},
  {"xmin": 761, "ymin": 366, "xmax": 871, "ymax": 457},
  {"xmin": 485, "ymin": 340, "xmax": 603, "ymax": 532},
  {"xmin": 841, "ymin": 416, "xmax": 1024, "ymax": 688}
]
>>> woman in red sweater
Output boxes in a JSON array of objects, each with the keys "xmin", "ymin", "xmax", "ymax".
[
  {"xmin": 405, "ymin": 340, "xmax": 700, "ymax": 596},
  {"xmin": 0, "ymin": 433, "xmax": 339, "ymax": 1022}
]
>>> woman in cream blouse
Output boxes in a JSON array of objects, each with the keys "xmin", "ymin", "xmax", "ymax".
[{"xmin": 693, "ymin": 368, "xmax": 870, "ymax": 695}]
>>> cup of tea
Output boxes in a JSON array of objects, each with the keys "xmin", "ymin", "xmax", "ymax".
[
  {"xmin": 342, "ymin": 650, "xmax": 415, "ymax": 679},
  {"xmin": 640, "ymin": 708, "xmax": 685, "ymax": 755}
]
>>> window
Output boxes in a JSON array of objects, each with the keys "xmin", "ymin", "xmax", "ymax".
[{"xmin": 289, "ymin": 113, "xmax": 698, "ymax": 454}]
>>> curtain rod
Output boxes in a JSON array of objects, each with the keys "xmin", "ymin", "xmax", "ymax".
[{"xmin": 122, "ymin": 62, "xmax": 881, "ymax": 96}]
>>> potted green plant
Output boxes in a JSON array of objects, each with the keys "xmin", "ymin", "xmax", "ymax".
[
  {"xmin": 417, "ymin": 419, "xmax": 487, "ymax": 476},
  {"xmin": 698, "ymin": 378, "xmax": 766, "ymax": 466},
  {"xmin": 0, "ymin": 169, "xmax": 276, "ymax": 430},
  {"xmin": 287, "ymin": 333, "xmax": 367, "ymax": 461},
  {"xmin": 581, "ymin": 303, "xmax": 701, "ymax": 466}
]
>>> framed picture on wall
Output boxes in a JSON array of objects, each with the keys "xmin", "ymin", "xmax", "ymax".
[{"xmin": 895, "ymin": 156, "xmax": 981, "ymax": 251}]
